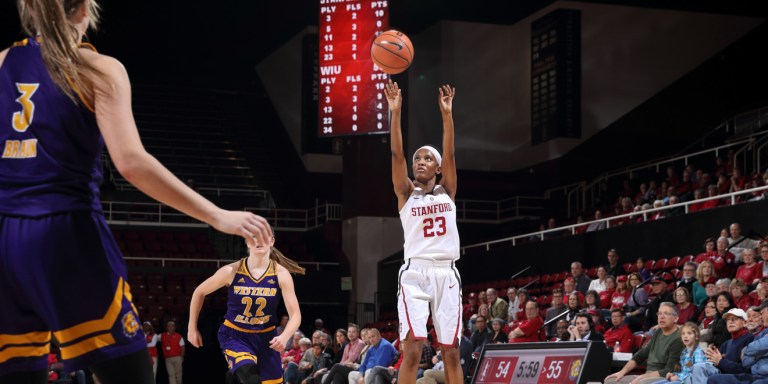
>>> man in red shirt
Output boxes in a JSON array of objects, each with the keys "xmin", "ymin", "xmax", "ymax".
[
  {"xmin": 508, "ymin": 301, "xmax": 543, "ymax": 343},
  {"xmin": 462, "ymin": 292, "xmax": 478, "ymax": 322},
  {"xmin": 603, "ymin": 309, "xmax": 634, "ymax": 353},
  {"xmin": 161, "ymin": 320, "xmax": 185, "ymax": 384}
]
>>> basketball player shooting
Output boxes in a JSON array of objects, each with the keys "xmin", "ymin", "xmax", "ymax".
[{"xmin": 386, "ymin": 79, "xmax": 463, "ymax": 384}]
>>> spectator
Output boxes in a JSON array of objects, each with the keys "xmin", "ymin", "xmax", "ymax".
[
  {"xmin": 736, "ymin": 249, "xmax": 761, "ymax": 286},
  {"xmin": 586, "ymin": 210, "xmax": 606, "ymax": 232},
  {"xmin": 700, "ymin": 184, "xmax": 723, "ymax": 211},
  {"xmin": 368, "ymin": 343, "xmax": 402, "ymax": 384},
  {"xmin": 604, "ymin": 302, "xmax": 684, "ymax": 384},
  {"xmin": 321, "ymin": 327, "xmax": 368, "ymax": 384},
  {"xmin": 416, "ymin": 348, "xmax": 444, "ymax": 384},
  {"xmin": 302, "ymin": 343, "xmax": 333, "ymax": 384},
  {"xmin": 505, "ymin": 287, "xmax": 519, "ymax": 322},
  {"xmin": 587, "ymin": 308, "xmax": 607, "ymax": 334},
  {"xmin": 677, "ymin": 170, "xmax": 694, "ymax": 200},
  {"xmin": 563, "ymin": 278, "xmax": 577, "ymax": 300},
  {"xmin": 692, "ymin": 308, "xmax": 755, "ymax": 382},
  {"xmin": 161, "ymin": 320, "xmax": 185, "ymax": 384},
  {"xmin": 747, "ymin": 306, "xmax": 765, "ymax": 336},
  {"xmin": 649, "ymin": 200, "xmax": 666, "ymax": 221},
  {"xmin": 696, "ymin": 239, "xmax": 731, "ymax": 280},
  {"xmin": 673, "ymin": 287, "xmax": 698, "ymax": 325},
  {"xmin": 489, "ymin": 318, "xmax": 508, "ymax": 344},
  {"xmin": 143, "ymin": 321, "xmax": 159, "ymax": 379},
  {"xmin": 636, "ymin": 257, "xmax": 651, "ymax": 280},
  {"xmin": 315, "ymin": 318, "xmax": 331, "ymax": 335},
  {"xmin": 462, "ymin": 292, "xmax": 478, "ymax": 323},
  {"xmin": 277, "ymin": 314, "xmax": 291, "ymax": 339},
  {"xmin": 646, "ymin": 276, "xmax": 675, "ymax": 331},
  {"xmin": 331, "ymin": 329, "xmax": 349, "ymax": 365},
  {"xmin": 589, "ymin": 266, "xmax": 609, "ymax": 293},
  {"xmin": 717, "ymin": 278, "xmax": 733, "ymax": 294},
  {"xmin": 486, "ymin": 288, "xmax": 508, "ymax": 321},
  {"xmin": 567, "ymin": 313, "xmax": 604, "ymax": 342},
  {"xmin": 571, "ymin": 261, "xmax": 591, "ymax": 294},
  {"xmin": 625, "ymin": 272, "xmax": 650, "ymax": 332},
  {"xmin": 354, "ymin": 329, "xmax": 397, "ymax": 384},
  {"xmin": 676, "ymin": 261, "xmax": 698, "ymax": 296},
  {"xmin": 543, "ymin": 217, "xmax": 565, "ymax": 239},
  {"xmin": 688, "ymin": 188, "xmax": 707, "ymax": 212},
  {"xmin": 415, "ymin": 339, "xmax": 435, "ymax": 379},
  {"xmin": 758, "ymin": 245, "xmax": 768, "ymax": 279},
  {"xmin": 695, "ymin": 261, "xmax": 718, "ymax": 305},
  {"xmin": 283, "ymin": 333, "xmax": 306, "ymax": 370},
  {"xmin": 729, "ymin": 223, "xmax": 761, "ymax": 263},
  {"xmin": 469, "ymin": 304, "xmax": 489, "ymax": 333},
  {"xmin": 600, "ymin": 276, "xmax": 618, "ymax": 309},
  {"xmin": 710, "ymin": 292, "xmax": 737, "ymax": 348},
  {"xmin": 730, "ymin": 279, "xmax": 756, "ymax": 311},
  {"xmin": 555, "ymin": 320, "xmax": 571, "ymax": 341},
  {"xmin": 700, "ymin": 299, "xmax": 717, "ymax": 331},
  {"xmin": 701, "ymin": 277, "xmax": 720, "ymax": 307},
  {"xmin": 285, "ymin": 337, "xmax": 314, "ymax": 384},
  {"xmin": 565, "ymin": 293, "xmax": 583, "ymax": 324},
  {"xmin": 650, "ymin": 322, "xmax": 705, "ymax": 384},
  {"xmin": 584, "ymin": 290, "xmax": 602, "ymax": 311},
  {"xmin": 606, "ymin": 249, "xmax": 623, "ymax": 278},
  {"xmin": 604, "ymin": 309, "xmax": 634, "ymax": 353},
  {"xmin": 469, "ymin": 316, "xmax": 491, "ymax": 352},
  {"xmin": 611, "ymin": 275, "xmax": 631, "ymax": 310},
  {"xmin": 544, "ymin": 289, "xmax": 567, "ymax": 339},
  {"xmin": 514, "ymin": 289, "xmax": 531, "ymax": 320},
  {"xmin": 477, "ymin": 291, "xmax": 487, "ymax": 306},
  {"xmin": 508, "ymin": 301, "xmax": 543, "ymax": 343},
  {"xmin": 730, "ymin": 167, "xmax": 748, "ymax": 194}
]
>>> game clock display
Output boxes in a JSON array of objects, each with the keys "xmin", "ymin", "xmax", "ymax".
[
  {"xmin": 471, "ymin": 342, "xmax": 609, "ymax": 384},
  {"xmin": 318, "ymin": 0, "xmax": 390, "ymax": 136}
]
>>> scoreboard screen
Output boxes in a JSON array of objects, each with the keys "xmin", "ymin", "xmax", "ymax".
[
  {"xmin": 318, "ymin": 0, "xmax": 390, "ymax": 137},
  {"xmin": 471, "ymin": 341, "xmax": 610, "ymax": 384}
]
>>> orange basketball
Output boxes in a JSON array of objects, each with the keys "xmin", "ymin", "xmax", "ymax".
[{"xmin": 371, "ymin": 30, "xmax": 414, "ymax": 75}]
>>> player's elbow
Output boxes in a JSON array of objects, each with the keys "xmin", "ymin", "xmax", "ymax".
[{"xmin": 113, "ymin": 149, "xmax": 150, "ymax": 183}]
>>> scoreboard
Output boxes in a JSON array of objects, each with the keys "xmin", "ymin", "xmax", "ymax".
[
  {"xmin": 318, "ymin": 0, "xmax": 390, "ymax": 137},
  {"xmin": 471, "ymin": 342, "xmax": 610, "ymax": 384}
]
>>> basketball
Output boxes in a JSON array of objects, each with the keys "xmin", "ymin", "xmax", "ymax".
[{"xmin": 371, "ymin": 30, "xmax": 414, "ymax": 75}]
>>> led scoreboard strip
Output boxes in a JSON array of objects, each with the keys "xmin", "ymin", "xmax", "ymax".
[
  {"xmin": 318, "ymin": 0, "xmax": 390, "ymax": 137},
  {"xmin": 471, "ymin": 342, "xmax": 610, "ymax": 384}
]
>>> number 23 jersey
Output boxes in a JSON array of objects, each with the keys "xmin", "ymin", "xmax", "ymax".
[{"xmin": 399, "ymin": 185, "xmax": 460, "ymax": 262}]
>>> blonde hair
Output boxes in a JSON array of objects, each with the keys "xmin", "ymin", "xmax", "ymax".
[
  {"xmin": 270, "ymin": 247, "xmax": 306, "ymax": 275},
  {"xmin": 680, "ymin": 322, "xmax": 700, "ymax": 350},
  {"xmin": 17, "ymin": 0, "xmax": 102, "ymax": 104}
]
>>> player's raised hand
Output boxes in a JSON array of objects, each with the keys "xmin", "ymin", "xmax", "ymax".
[
  {"xmin": 269, "ymin": 334, "xmax": 288, "ymax": 352},
  {"xmin": 210, "ymin": 209, "xmax": 273, "ymax": 245},
  {"xmin": 438, "ymin": 84, "xmax": 455, "ymax": 114},
  {"xmin": 188, "ymin": 328, "xmax": 203, "ymax": 348},
  {"xmin": 385, "ymin": 79, "xmax": 402, "ymax": 112}
]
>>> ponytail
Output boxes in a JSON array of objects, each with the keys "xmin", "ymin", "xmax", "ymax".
[
  {"xmin": 17, "ymin": 0, "xmax": 102, "ymax": 104},
  {"xmin": 270, "ymin": 247, "xmax": 306, "ymax": 275}
]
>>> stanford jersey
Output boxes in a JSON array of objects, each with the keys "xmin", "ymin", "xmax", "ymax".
[
  {"xmin": 0, "ymin": 38, "xmax": 103, "ymax": 216},
  {"xmin": 399, "ymin": 186, "xmax": 460, "ymax": 261}
]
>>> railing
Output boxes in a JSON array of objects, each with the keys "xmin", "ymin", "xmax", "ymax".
[
  {"xmin": 461, "ymin": 184, "xmax": 768, "ymax": 254},
  {"xmin": 123, "ymin": 256, "xmax": 338, "ymax": 271},
  {"xmin": 103, "ymin": 201, "xmax": 343, "ymax": 231},
  {"xmin": 583, "ymin": 138, "xmax": 756, "ymax": 208},
  {"xmin": 545, "ymin": 182, "xmax": 586, "ymax": 218},
  {"xmin": 455, "ymin": 196, "xmax": 546, "ymax": 223}
]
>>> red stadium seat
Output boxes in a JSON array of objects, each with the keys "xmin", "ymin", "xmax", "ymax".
[
  {"xmin": 669, "ymin": 269, "xmax": 682, "ymax": 280},
  {"xmin": 667, "ymin": 256, "xmax": 681, "ymax": 269},
  {"xmin": 652, "ymin": 258, "xmax": 667, "ymax": 271},
  {"xmin": 586, "ymin": 267, "xmax": 597, "ymax": 279},
  {"xmin": 645, "ymin": 260, "xmax": 655, "ymax": 271},
  {"xmin": 681, "ymin": 255, "xmax": 694, "ymax": 265},
  {"xmin": 623, "ymin": 263, "xmax": 632, "ymax": 273}
]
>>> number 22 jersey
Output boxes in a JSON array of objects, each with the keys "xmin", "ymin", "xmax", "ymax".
[{"xmin": 398, "ymin": 185, "xmax": 460, "ymax": 262}]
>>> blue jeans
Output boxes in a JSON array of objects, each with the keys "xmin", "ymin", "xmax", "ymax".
[
  {"xmin": 707, "ymin": 373, "xmax": 766, "ymax": 384},
  {"xmin": 692, "ymin": 362, "xmax": 720, "ymax": 383}
]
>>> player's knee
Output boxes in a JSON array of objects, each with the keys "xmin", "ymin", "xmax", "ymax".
[{"xmin": 235, "ymin": 365, "xmax": 262, "ymax": 384}]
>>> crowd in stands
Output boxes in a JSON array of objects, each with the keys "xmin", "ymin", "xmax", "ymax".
[
  {"xmin": 460, "ymin": 220, "xmax": 768, "ymax": 383},
  {"xmin": 528, "ymin": 154, "xmax": 768, "ymax": 240}
]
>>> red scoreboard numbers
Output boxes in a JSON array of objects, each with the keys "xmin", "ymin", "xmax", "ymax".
[{"xmin": 319, "ymin": 0, "xmax": 390, "ymax": 136}]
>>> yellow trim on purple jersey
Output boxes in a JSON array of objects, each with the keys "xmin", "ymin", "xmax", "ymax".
[
  {"xmin": 239, "ymin": 258, "xmax": 277, "ymax": 284},
  {"xmin": 262, "ymin": 378, "xmax": 285, "ymax": 384},
  {"xmin": 52, "ymin": 278, "xmax": 128, "ymax": 359},
  {"xmin": 223, "ymin": 320, "xmax": 276, "ymax": 334},
  {"xmin": 224, "ymin": 349, "xmax": 258, "ymax": 365},
  {"xmin": 0, "ymin": 331, "xmax": 51, "ymax": 364}
]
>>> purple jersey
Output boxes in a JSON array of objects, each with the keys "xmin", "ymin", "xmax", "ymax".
[
  {"xmin": 0, "ymin": 38, "xmax": 103, "ymax": 216},
  {"xmin": 223, "ymin": 258, "xmax": 282, "ymax": 333}
]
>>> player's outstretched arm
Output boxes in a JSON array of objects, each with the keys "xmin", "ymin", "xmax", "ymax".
[
  {"xmin": 271, "ymin": 265, "xmax": 301, "ymax": 352},
  {"xmin": 187, "ymin": 262, "xmax": 238, "ymax": 347},
  {"xmin": 386, "ymin": 80, "xmax": 414, "ymax": 208},
  {"xmin": 437, "ymin": 84, "xmax": 456, "ymax": 200},
  {"xmin": 85, "ymin": 52, "xmax": 272, "ymax": 245}
]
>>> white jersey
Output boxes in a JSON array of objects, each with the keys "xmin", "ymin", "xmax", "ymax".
[{"xmin": 398, "ymin": 186, "xmax": 460, "ymax": 261}]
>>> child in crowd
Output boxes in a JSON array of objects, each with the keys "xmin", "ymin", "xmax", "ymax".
[{"xmin": 652, "ymin": 322, "xmax": 705, "ymax": 384}]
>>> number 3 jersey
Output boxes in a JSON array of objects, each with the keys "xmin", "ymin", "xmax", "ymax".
[
  {"xmin": 224, "ymin": 258, "xmax": 282, "ymax": 332},
  {"xmin": 399, "ymin": 185, "xmax": 460, "ymax": 262},
  {"xmin": 0, "ymin": 38, "xmax": 104, "ymax": 217}
]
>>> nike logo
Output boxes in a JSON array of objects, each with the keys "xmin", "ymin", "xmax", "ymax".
[
  {"xmin": 380, "ymin": 41, "xmax": 403, "ymax": 50},
  {"xmin": 449, "ymin": 284, "xmax": 456, "ymax": 288}
]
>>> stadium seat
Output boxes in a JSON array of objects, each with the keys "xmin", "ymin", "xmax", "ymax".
[{"xmin": 652, "ymin": 258, "xmax": 667, "ymax": 271}]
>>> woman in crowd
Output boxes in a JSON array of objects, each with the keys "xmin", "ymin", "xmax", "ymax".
[
  {"xmin": 698, "ymin": 299, "xmax": 717, "ymax": 331},
  {"xmin": 708, "ymin": 292, "xmax": 736, "ymax": 348},
  {"xmin": 611, "ymin": 276, "xmax": 631, "ymax": 310},
  {"xmin": 600, "ymin": 276, "xmax": 617, "ymax": 309},
  {"xmin": 730, "ymin": 278, "xmax": 755, "ymax": 311},
  {"xmin": 489, "ymin": 319, "xmax": 508, "ymax": 344},
  {"xmin": 331, "ymin": 329, "xmax": 348, "ymax": 365},
  {"xmin": 673, "ymin": 287, "xmax": 698, "ymax": 324},
  {"xmin": 736, "ymin": 249, "xmax": 761, "ymax": 286},
  {"xmin": 694, "ymin": 261, "xmax": 717, "ymax": 306},
  {"xmin": 584, "ymin": 290, "xmax": 602, "ymax": 311},
  {"xmin": 588, "ymin": 266, "xmax": 608, "ymax": 293},
  {"xmin": 565, "ymin": 293, "xmax": 582, "ymax": 323},
  {"xmin": 624, "ymin": 272, "xmax": 649, "ymax": 332}
]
